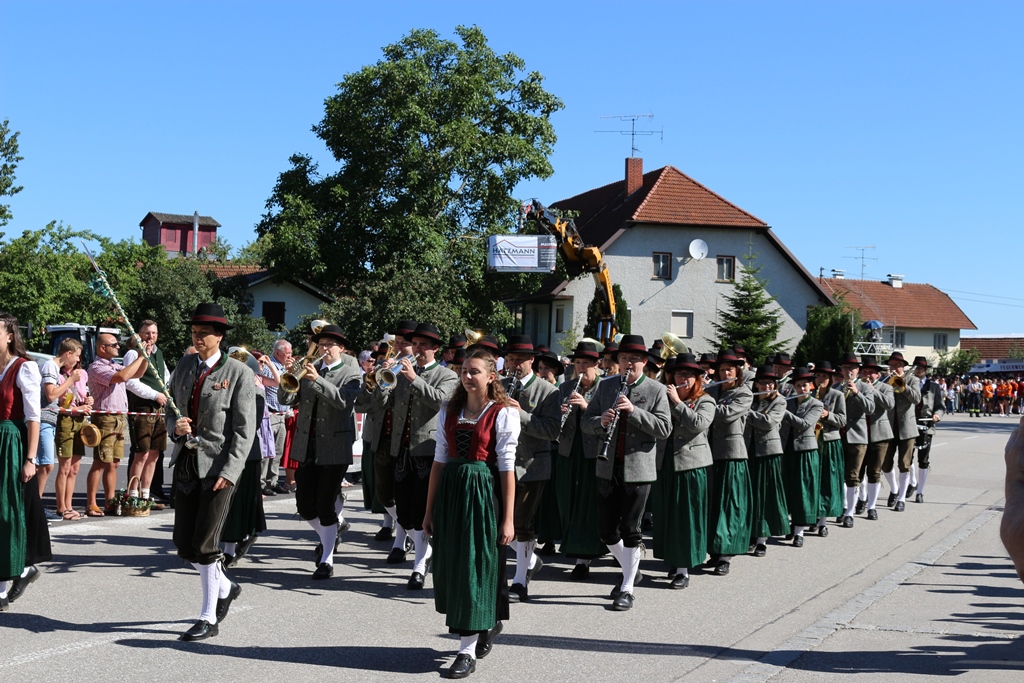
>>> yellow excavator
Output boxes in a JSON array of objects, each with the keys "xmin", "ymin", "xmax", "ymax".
[{"xmin": 524, "ymin": 200, "xmax": 618, "ymax": 344}]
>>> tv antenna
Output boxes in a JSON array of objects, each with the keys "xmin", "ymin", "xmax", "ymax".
[
  {"xmin": 596, "ymin": 114, "xmax": 663, "ymax": 156},
  {"xmin": 844, "ymin": 246, "xmax": 877, "ymax": 280}
]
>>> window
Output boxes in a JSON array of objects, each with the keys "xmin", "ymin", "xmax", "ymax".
[
  {"xmin": 933, "ymin": 333, "xmax": 948, "ymax": 351},
  {"xmin": 652, "ymin": 252, "xmax": 672, "ymax": 280},
  {"xmin": 262, "ymin": 301, "xmax": 285, "ymax": 331},
  {"xmin": 555, "ymin": 306, "xmax": 565, "ymax": 333},
  {"xmin": 716, "ymin": 256, "xmax": 735, "ymax": 282},
  {"xmin": 671, "ymin": 311, "xmax": 694, "ymax": 339},
  {"xmin": 890, "ymin": 330, "xmax": 906, "ymax": 349}
]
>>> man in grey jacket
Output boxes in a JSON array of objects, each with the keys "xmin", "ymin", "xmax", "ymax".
[
  {"xmin": 882, "ymin": 352, "xmax": 922, "ymax": 512},
  {"xmin": 910, "ymin": 356, "xmax": 944, "ymax": 503},
  {"xmin": 281, "ymin": 325, "xmax": 364, "ymax": 580},
  {"xmin": 583, "ymin": 335, "xmax": 672, "ymax": 612},
  {"xmin": 836, "ymin": 352, "xmax": 875, "ymax": 527},
  {"xmin": 168, "ymin": 304, "xmax": 256, "ymax": 642},
  {"xmin": 861, "ymin": 357, "xmax": 895, "ymax": 519}
]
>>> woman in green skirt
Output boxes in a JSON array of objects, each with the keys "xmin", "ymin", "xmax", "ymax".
[
  {"xmin": 781, "ymin": 368, "xmax": 824, "ymax": 548},
  {"xmin": 424, "ymin": 350, "xmax": 518, "ymax": 680},
  {"xmin": 813, "ymin": 362, "xmax": 847, "ymax": 536},
  {"xmin": 654, "ymin": 353, "xmax": 715, "ymax": 589},
  {"xmin": 0, "ymin": 312, "xmax": 42, "ymax": 611},
  {"xmin": 745, "ymin": 365, "xmax": 789, "ymax": 557}
]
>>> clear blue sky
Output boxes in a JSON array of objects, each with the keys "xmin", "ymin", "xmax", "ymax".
[{"xmin": 4, "ymin": 1, "xmax": 1022, "ymax": 335}]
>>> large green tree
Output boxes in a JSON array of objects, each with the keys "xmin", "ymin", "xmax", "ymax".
[
  {"xmin": 793, "ymin": 294, "xmax": 862, "ymax": 367},
  {"xmin": 0, "ymin": 118, "xmax": 22, "ymax": 233},
  {"xmin": 256, "ymin": 25, "xmax": 563, "ymax": 342},
  {"xmin": 709, "ymin": 251, "xmax": 789, "ymax": 365},
  {"xmin": 583, "ymin": 284, "xmax": 630, "ymax": 341}
]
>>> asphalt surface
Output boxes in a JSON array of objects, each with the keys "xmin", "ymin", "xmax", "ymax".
[{"xmin": 3, "ymin": 412, "xmax": 1022, "ymax": 682}]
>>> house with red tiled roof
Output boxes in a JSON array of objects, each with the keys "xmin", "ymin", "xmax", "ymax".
[
  {"xmin": 954, "ymin": 336, "xmax": 1023, "ymax": 361},
  {"xmin": 509, "ymin": 159, "xmax": 835, "ymax": 355},
  {"xmin": 820, "ymin": 275, "xmax": 976, "ymax": 362}
]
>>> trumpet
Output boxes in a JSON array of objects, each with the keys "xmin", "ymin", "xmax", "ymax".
[
  {"xmin": 372, "ymin": 351, "xmax": 415, "ymax": 392},
  {"xmin": 364, "ymin": 340, "xmax": 395, "ymax": 392},
  {"xmin": 280, "ymin": 352, "xmax": 330, "ymax": 392},
  {"xmin": 879, "ymin": 372, "xmax": 906, "ymax": 393}
]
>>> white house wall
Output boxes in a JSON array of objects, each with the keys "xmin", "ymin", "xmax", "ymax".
[
  {"xmin": 248, "ymin": 280, "xmax": 329, "ymax": 331},
  {"xmin": 551, "ymin": 225, "xmax": 827, "ymax": 357}
]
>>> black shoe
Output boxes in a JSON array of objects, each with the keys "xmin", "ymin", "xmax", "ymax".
[
  {"xmin": 714, "ymin": 561, "xmax": 731, "ymax": 576},
  {"xmin": 375, "ymin": 526, "xmax": 394, "ymax": 541},
  {"xmin": 8, "ymin": 565, "xmax": 40, "ymax": 603},
  {"xmin": 508, "ymin": 582, "xmax": 527, "ymax": 602},
  {"xmin": 408, "ymin": 571, "xmax": 425, "ymax": 590},
  {"xmin": 312, "ymin": 562, "xmax": 333, "ymax": 580},
  {"xmin": 536, "ymin": 541, "xmax": 557, "ymax": 556},
  {"xmin": 338, "ymin": 520, "xmax": 351, "ymax": 535},
  {"xmin": 842, "ymin": 516, "xmax": 854, "ymax": 528},
  {"xmin": 906, "ymin": 484, "xmax": 917, "ymax": 498},
  {"xmin": 867, "ymin": 508, "xmax": 878, "ymax": 521},
  {"xmin": 0, "ymin": 595, "xmax": 8, "ymax": 612},
  {"xmin": 611, "ymin": 591, "xmax": 634, "ymax": 611},
  {"xmin": 855, "ymin": 499, "xmax": 866, "ymax": 515},
  {"xmin": 271, "ymin": 484, "xmax": 290, "ymax": 495},
  {"xmin": 754, "ymin": 543, "xmax": 767, "ymax": 557},
  {"xmin": 386, "ymin": 547, "xmax": 408, "ymax": 564},
  {"xmin": 262, "ymin": 487, "xmax": 277, "ymax": 497},
  {"xmin": 835, "ymin": 516, "xmax": 844, "ymax": 525},
  {"xmin": 446, "ymin": 653, "xmax": 476, "ymax": 679},
  {"xmin": 915, "ymin": 493, "xmax": 924, "ymax": 504},
  {"xmin": 894, "ymin": 501, "xmax": 905, "ymax": 512},
  {"xmin": 216, "ymin": 581, "xmax": 241, "ymax": 623},
  {"xmin": 222, "ymin": 553, "xmax": 236, "ymax": 569},
  {"xmin": 235, "ymin": 534, "xmax": 258, "ymax": 562},
  {"xmin": 793, "ymin": 536, "xmax": 804, "ymax": 548},
  {"xmin": 526, "ymin": 556, "xmax": 544, "ymax": 583},
  {"xmin": 570, "ymin": 563, "xmax": 590, "ymax": 581},
  {"xmin": 609, "ymin": 571, "xmax": 643, "ymax": 599},
  {"xmin": 818, "ymin": 525, "xmax": 829, "ymax": 538},
  {"xmin": 670, "ymin": 574, "xmax": 690, "ymax": 589},
  {"xmin": 887, "ymin": 492, "xmax": 897, "ymax": 507},
  {"xmin": 476, "ymin": 621, "xmax": 503, "ymax": 659},
  {"xmin": 180, "ymin": 620, "xmax": 219, "ymax": 641}
]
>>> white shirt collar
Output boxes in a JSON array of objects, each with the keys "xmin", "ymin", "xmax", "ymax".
[{"xmin": 199, "ymin": 350, "xmax": 222, "ymax": 370}]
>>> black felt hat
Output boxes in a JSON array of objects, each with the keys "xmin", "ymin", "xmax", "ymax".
[
  {"xmin": 311, "ymin": 325, "xmax": 351, "ymax": 348},
  {"xmin": 505, "ymin": 335, "xmax": 539, "ymax": 356},
  {"xmin": 185, "ymin": 303, "xmax": 233, "ymax": 331},
  {"xmin": 410, "ymin": 323, "xmax": 442, "ymax": 345},
  {"xmin": 665, "ymin": 352, "xmax": 701, "ymax": 374},
  {"xmin": 790, "ymin": 366, "xmax": 816, "ymax": 383},
  {"xmin": 535, "ymin": 349, "xmax": 564, "ymax": 377},
  {"xmin": 571, "ymin": 342, "xmax": 601, "ymax": 360},
  {"xmin": 838, "ymin": 351, "xmax": 862, "ymax": 367},
  {"xmin": 392, "ymin": 319, "xmax": 418, "ymax": 337}
]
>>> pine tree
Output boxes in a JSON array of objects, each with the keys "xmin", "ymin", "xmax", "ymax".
[
  {"xmin": 583, "ymin": 284, "xmax": 630, "ymax": 340},
  {"xmin": 793, "ymin": 294, "xmax": 861, "ymax": 368},
  {"xmin": 709, "ymin": 251, "xmax": 788, "ymax": 365}
]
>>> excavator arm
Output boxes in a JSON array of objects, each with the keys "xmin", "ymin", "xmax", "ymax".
[{"xmin": 525, "ymin": 200, "xmax": 617, "ymax": 343}]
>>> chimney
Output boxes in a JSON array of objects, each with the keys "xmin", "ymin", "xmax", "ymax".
[
  {"xmin": 625, "ymin": 157, "xmax": 643, "ymax": 196},
  {"xmin": 887, "ymin": 273, "xmax": 904, "ymax": 289},
  {"xmin": 192, "ymin": 211, "xmax": 199, "ymax": 256},
  {"xmin": 831, "ymin": 269, "xmax": 845, "ymax": 280}
]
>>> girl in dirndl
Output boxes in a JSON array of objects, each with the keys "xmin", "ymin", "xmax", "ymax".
[
  {"xmin": 423, "ymin": 349, "xmax": 518, "ymax": 680},
  {"xmin": 781, "ymin": 367, "xmax": 824, "ymax": 548},
  {"xmin": 745, "ymin": 365, "xmax": 789, "ymax": 557}
]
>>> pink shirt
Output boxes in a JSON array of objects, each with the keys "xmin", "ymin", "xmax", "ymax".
[{"xmin": 88, "ymin": 357, "xmax": 128, "ymax": 413}]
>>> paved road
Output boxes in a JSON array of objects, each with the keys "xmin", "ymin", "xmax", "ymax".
[{"xmin": 4, "ymin": 413, "xmax": 1022, "ymax": 681}]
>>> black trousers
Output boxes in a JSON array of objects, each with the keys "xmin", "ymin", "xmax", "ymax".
[
  {"xmin": 173, "ymin": 453, "xmax": 236, "ymax": 565},
  {"xmin": 596, "ymin": 465, "xmax": 650, "ymax": 549},
  {"xmin": 915, "ymin": 432, "xmax": 934, "ymax": 469},
  {"xmin": 294, "ymin": 461, "xmax": 349, "ymax": 526},
  {"xmin": 394, "ymin": 447, "xmax": 432, "ymax": 531}
]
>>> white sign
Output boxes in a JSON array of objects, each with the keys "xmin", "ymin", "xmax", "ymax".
[
  {"xmin": 970, "ymin": 360, "xmax": 1024, "ymax": 374},
  {"xmin": 487, "ymin": 235, "xmax": 557, "ymax": 273}
]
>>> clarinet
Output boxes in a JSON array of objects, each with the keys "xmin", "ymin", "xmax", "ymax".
[
  {"xmin": 559, "ymin": 375, "xmax": 584, "ymax": 431},
  {"xmin": 505, "ymin": 368, "xmax": 523, "ymax": 402},
  {"xmin": 598, "ymin": 371, "xmax": 630, "ymax": 460}
]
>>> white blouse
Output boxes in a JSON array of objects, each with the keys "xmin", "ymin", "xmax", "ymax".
[
  {"xmin": 434, "ymin": 401, "xmax": 520, "ymax": 472},
  {"xmin": 0, "ymin": 357, "xmax": 42, "ymax": 423}
]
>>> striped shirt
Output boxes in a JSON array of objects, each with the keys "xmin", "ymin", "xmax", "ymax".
[{"xmin": 88, "ymin": 357, "xmax": 129, "ymax": 413}]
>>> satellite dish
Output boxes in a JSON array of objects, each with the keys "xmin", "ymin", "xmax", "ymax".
[{"xmin": 688, "ymin": 239, "xmax": 709, "ymax": 260}]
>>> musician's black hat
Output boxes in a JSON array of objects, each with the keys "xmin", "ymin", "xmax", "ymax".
[{"xmin": 185, "ymin": 303, "xmax": 233, "ymax": 331}]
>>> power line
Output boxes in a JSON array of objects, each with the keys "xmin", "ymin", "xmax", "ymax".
[
  {"xmin": 948, "ymin": 295, "xmax": 1024, "ymax": 310},
  {"xmin": 942, "ymin": 288, "xmax": 1024, "ymax": 303}
]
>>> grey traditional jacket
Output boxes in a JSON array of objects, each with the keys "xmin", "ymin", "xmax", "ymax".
[
  {"xmin": 841, "ymin": 379, "xmax": 876, "ymax": 445},
  {"xmin": 556, "ymin": 377, "xmax": 602, "ymax": 459},
  {"xmin": 281, "ymin": 357, "xmax": 364, "ymax": 466},
  {"xmin": 745, "ymin": 394, "xmax": 786, "ymax": 458},
  {"xmin": 710, "ymin": 384, "xmax": 754, "ymax": 461},
  {"xmin": 781, "ymin": 394, "xmax": 824, "ymax": 452},
  {"xmin": 917, "ymin": 377, "xmax": 945, "ymax": 436},
  {"xmin": 582, "ymin": 374, "xmax": 672, "ymax": 483},
  {"xmin": 818, "ymin": 386, "xmax": 848, "ymax": 442},
  {"xmin": 389, "ymin": 361, "xmax": 459, "ymax": 458},
  {"xmin": 166, "ymin": 353, "xmax": 256, "ymax": 485},
  {"xmin": 665, "ymin": 392, "xmax": 716, "ymax": 471},
  {"xmin": 503, "ymin": 373, "xmax": 561, "ymax": 481},
  {"xmin": 889, "ymin": 374, "xmax": 922, "ymax": 441},
  {"xmin": 868, "ymin": 381, "xmax": 895, "ymax": 443}
]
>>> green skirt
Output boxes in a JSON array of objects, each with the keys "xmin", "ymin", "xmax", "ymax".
[
  {"xmin": 536, "ymin": 444, "xmax": 562, "ymax": 544},
  {"xmin": 818, "ymin": 439, "xmax": 844, "ymax": 518},
  {"xmin": 433, "ymin": 458, "xmax": 499, "ymax": 633},
  {"xmin": 221, "ymin": 458, "xmax": 267, "ymax": 543},
  {"xmin": 554, "ymin": 432, "xmax": 605, "ymax": 559},
  {"xmin": 652, "ymin": 458, "xmax": 708, "ymax": 570},
  {"xmin": 783, "ymin": 448, "xmax": 821, "ymax": 526},
  {"xmin": 0, "ymin": 420, "xmax": 27, "ymax": 580},
  {"xmin": 749, "ymin": 454, "xmax": 790, "ymax": 538},
  {"xmin": 360, "ymin": 440, "xmax": 384, "ymax": 513},
  {"xmin": 708, "ymin": 459, "xmax": 752, "ymax": 556}
]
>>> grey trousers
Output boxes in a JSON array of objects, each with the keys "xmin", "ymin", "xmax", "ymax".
[{"xmin": 261, "ymin": 413, "xmax": 286, "ymax": 486}]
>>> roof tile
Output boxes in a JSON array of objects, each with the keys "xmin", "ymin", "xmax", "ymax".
[{"xmin": 821, "ymin": 278, "xmax": 976, "ymax": 330}]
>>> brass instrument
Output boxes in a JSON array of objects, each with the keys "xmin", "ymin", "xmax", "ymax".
[
  {"xmin": 581, "ymin": 337, "xmax": 605, "ymax": 353},
  {"xmin": 881, "ymin": 371, "xmax": 906, "ymax": 393},
  {"xmin": 279, "ymin": 352, "xmax": 330, "ymax": 392},
  {"xmin": 364, "ymin": 340, "xmax": 395, "ymax": 392},
  {"xmin": 660, "ymin": 332, "xmax": 687, "ymax": 360},
  {"xmin": 228, "ymin": 346, "xmax": 261, "ymax": 373},
  {"xmin": 465, "ymin": 328, "xmax": 484, "ymax": 346}
]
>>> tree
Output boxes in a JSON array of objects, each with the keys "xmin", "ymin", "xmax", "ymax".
[
  {"xmin": 793, "ymin": 294, "xmax": 863, "ymax": 367},
  {"xmin": 0, "ymin": 118, "xmax": 23, "ymax": 232},
  {"xmin": 935, "ymin": 347, "xmax": 981, "ymax": 379},
  {"xmin": 583, "ymin": 284, "xmax": 630, "ymax": 340},
  {"xmin": 256, "ymin": 25, "xmax": 563, "ymax": 341},
  {"xmin": 708, "ymin": 251, "xmax": 789, "ymax": 365},
  {"xmin": 1006, "ymin": 342, "xmax": 1024, "ymax": 360}
]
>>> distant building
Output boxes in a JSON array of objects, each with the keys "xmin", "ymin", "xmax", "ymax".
[
  {"xmin": 507, "ymin": 159, "xmax": 835, "ymax": 356},
  {"xmin": 961, "ymin": 335, "xmax": 1024, "ymax": 361},
  {"xmin": 820, "ymin": 275, "xmax": 977, "ymax": 362},
  {"xmin": 140, "ymin": 212, "xmax": 220, "ymax": 256},
  {"xmin": 203, "ymin": 265, "xmax": 334, "ymax": 332}
]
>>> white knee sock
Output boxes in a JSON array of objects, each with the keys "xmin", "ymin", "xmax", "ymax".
[
  {"xmin": 897, "ymin": 472, "xmax": 911, "ymax": 501},
  {"xmin": 217, "ymin": 561, "xmax": 233, "ymax": 599},
  {"xmin": 194, "ymin": 562, "xmax": 220, "ymax": 624},
  {"xmin": 458, "ymin": 634, "xmax": 479, "ymax": 658},
  {"xmin": 413, "ymin": 529, "xmax": 433, "ymax": 574},
  {"xmin": 606, "ymin": 539, "xmax": 626, "ymax": 569},
  {"xmin": 318, "ymin": 521, "xmax": 338, "ymax": 565},
  {"xmin": 910, "ymin": 462, "xmax": 918, "ymax": 487},
  {"xmin": 577, "ymin": 558, "xmax": 592, "ymax": 567},
  {"xmin": 816, "ymin": 516, "xmax": 826, "ymax": 527},
  {"xmin": 512, "ymin": 540, "xmax": 530, "ymax": 585},
  {"xmin": 527, "ymin": 541, "xmax": 538, "ymax": 572},
  {"xmin": 858, "ymin": 480, "xmax": 867, "ymax": 502},
  {"xmin": 676, "ymin": 567, "xmax": 689, "ymax": 578},
  {"xmin": 382, "ymin": 512, "xmax": 394, "ymax": 529},
  {"xmin": 620, "ymin": 545, "xmax": 641, "ymax": 594},
  {"xmin": 883, "ymin": 469, "xmax": 897, "ymax": 494},
  {"xmin": 845, "ymin": 486, "xmax": 859, "ymax": 516},
  {"xmin": 385, "ymin": 505, "xmax": 406, "ymax": 550},
  {"xmin": 866, "ymin": 482, "xmax": 881, "ymax": 509},
  {"xmin": 917, "ymin": 467, "xmax": 930, "ymax": 495},
  {"xmin": 756, "ymin": 536, "xmax": 767, "ymax": 545},
  {"xmin": 0, "ymin": 580, "xmax": 8, "ymax": 598},
  {"xmin": 222, "ymin": 541, "xmax": 237, "ymax": 556}
]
